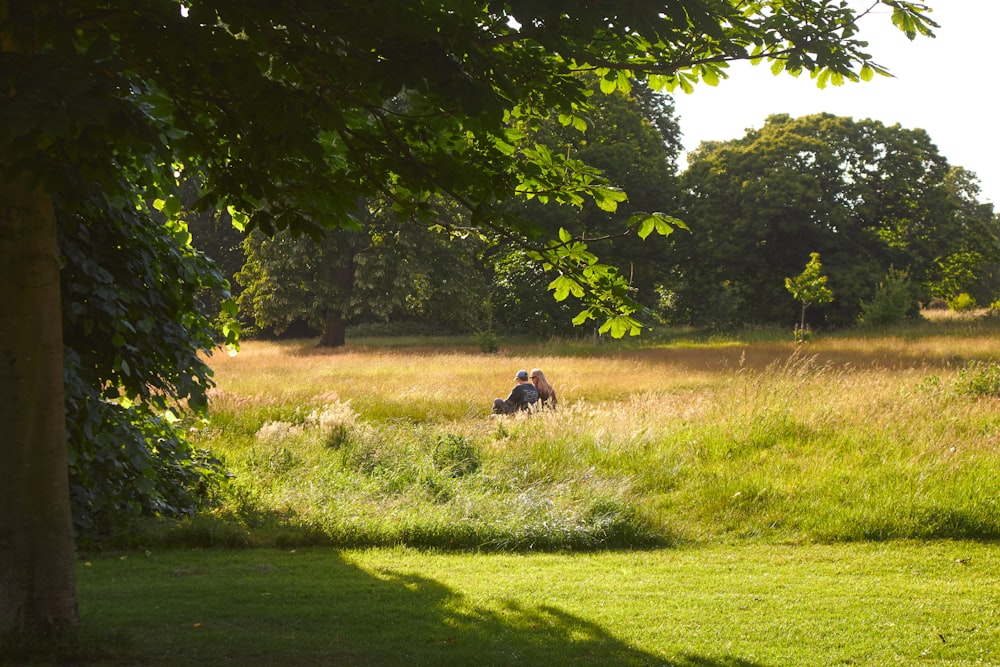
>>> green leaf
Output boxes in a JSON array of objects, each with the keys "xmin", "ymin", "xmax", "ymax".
[
  {"xmin": 648, "ymin": 74, "xmax": 669, "ymax": 91},
  {"xmin": 615, "ymin": 70, "xmax": 632, "ymax": 94},
  {"xmin": 549, "ymin": 275, "xmax": 584, "ymax": 301},
  {"xmin": 598, "ymin": 314, "xmax": 642, "ymax": 338},
  {"xmin": 493, "ymin": 138, "xmax": 516, "ymax": 156},
  {"xmin": 162, "ymin": 195, "xmax": 182, "ymax": 217},
  {"xmin": 637, "ymin": 217, "xmax": 656, "ymax": 240},
  {"xmin": 593, "ymin": 187, "xmax": 627, "ymax": 213},
  {"xmin": 228, "ymin": 206, "xmax": 249, "ymax": 232}
]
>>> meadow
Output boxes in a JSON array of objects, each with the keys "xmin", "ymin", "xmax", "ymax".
[
  {"xmin": 148, "ymin": 311, "xmax": 1000, "ymax": 550},
  {"xmin": 24, "ymin": 313, "xmax": 1000, "ymax": 666}
]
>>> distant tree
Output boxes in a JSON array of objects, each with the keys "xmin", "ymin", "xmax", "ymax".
[
  {"xmin": 929, "ymin": 167, "xmax": 1000, "ymax": 303},
  {"xmin": 858, "ymin": 267, "xmax": 921, "ymax": 327},
  {"xmin": 785, "ymin": 252, "xmax": 834, "ymax": 340},
  {"xmin": 237, "ymin": 202, "xmax": 490, "ymax": 345},
  {"xmin": 666, "ymin": 114, "xmax": 986, "ymax": 327}
]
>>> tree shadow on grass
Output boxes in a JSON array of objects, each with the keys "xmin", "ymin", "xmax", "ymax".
[{"xmin": 71, "ymin": 548, "xmax": 768, "ymax": 667}]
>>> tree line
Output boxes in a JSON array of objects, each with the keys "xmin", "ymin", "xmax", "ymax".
[{"xmin": 194, "ymin": 95, "xmax": 999, "ymax": 342}]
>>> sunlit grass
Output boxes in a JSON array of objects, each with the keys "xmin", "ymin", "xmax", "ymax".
[
  {"xmin": 61, "ymin": 541, "xmax": 999, "ymax": 666},
  {"xmin": 163, "ymin": 316, "xmax": 1000, "ymax": 551}
]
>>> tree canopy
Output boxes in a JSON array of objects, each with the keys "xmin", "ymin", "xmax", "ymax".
[
  {"xmin": 237, "ymin": 200, "xmax": 490, "ymax": 344},
  {"xmin": 493, "ymin": 79, "xmax": 684, "ymax": 336},
  {"xmin": 1, "ymin": 0, "xmax": 938, "ymax": 635},
  {"xmin": 663, "ymin": 112, "xmax": 996, "ymax": 327}
]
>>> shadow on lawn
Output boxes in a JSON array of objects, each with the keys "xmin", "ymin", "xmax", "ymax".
[{"xmin": 72, "ymin": 548, "xmax": 768, "ymax": 667}]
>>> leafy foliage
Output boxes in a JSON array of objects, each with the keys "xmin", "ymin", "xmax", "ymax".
[
  {"xmin": 857, "ymin": 267, "xmax": 920, "ymax": 327},
  {"xmin": 491, "ymin": 79, "xmax": 685, "ymax": 335},
  {"xmin": 58, "ymin": 180, "xmax": 232, "ymax": 537},
  {"xmin": 667, "ymin": 114, "xmax": 995, "ymax": 327},
  {"xmin": 954, "ymin": 360, "xmax": 1000, "ymax": 398},
  {"xmin": 5, "ymin": 0, "xmax": 940, "ymax": 337},
  {"xmin": 237, "ymin": 202, "xmax": 491, "ymax": 343},
  {"xmin": 947, "ymin": 292, "xmax": 978, "ymax": 312}
]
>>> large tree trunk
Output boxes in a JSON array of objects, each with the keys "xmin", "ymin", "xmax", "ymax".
[
  {"xmin": 317, "ymin": 310, "xmax": 347, "ymax": 347},
  {"xmin": 0, "ymin": 174, "xmax": 79, "ymax": 634},
  {"xmin": 1, "ymin": 0, "xmax": 78, "ymax": 636},
  {"xmin": 316, "ymin": 261, "xmax": 356, "ymax": 348}
]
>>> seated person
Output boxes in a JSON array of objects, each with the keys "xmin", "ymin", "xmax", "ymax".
[
  {"xmin": 492, "ymin": 369, "xmax": 538, "ymax": 414},
  {"xmin": 530, "ymin": 368, "xmax": 557, "ymax": 409}
]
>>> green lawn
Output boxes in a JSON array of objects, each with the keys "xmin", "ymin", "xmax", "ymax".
[{"xmin": 68, "ymin": 541, "xmax": 999, "ymax": 666}]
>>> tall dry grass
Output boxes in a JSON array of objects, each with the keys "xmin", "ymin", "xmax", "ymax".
[{"xmin": 171, "ymin": 325, "xmax": 1000, "ymax": 550}]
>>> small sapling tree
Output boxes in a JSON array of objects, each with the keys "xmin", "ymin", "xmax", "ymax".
[{"xmin": 785, "ymin": 252, "xmax": 834, "ymax": 342}]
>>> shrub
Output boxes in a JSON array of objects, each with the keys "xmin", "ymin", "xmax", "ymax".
[
  {"xmin": 858, "ymin": 268, "xmax": 919, "ymax": 327},
  {"xmin": 954, "ymin": 360, "xmax": 1000, "ymax": 398},
  {"xmin": 947, "ymin": 292, "xmax": 977, "ymax": 311},
  {"xmin": 474, "ymin": 329, "xmax": 501, "ymax": 353}
]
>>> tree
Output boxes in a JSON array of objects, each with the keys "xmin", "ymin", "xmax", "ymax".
[
  {"xmin": 666, "ymin": 113, "xmax": 980, "ymax": 327},
  {"xmin": 493, "ymin": 79, "xmax": 684, "ymax": 336},
  {"xmin": 1, "ymin": 0, "xmax": 937, "ymax": 636},
  {"xmin": 237, "ymin": 202, "xmax": 490, "ymax": 345},
  {"xmin": 931, "ymin": 167, "xmax": 1000, "ymax": 304},
  {"xmin": 785, "ymin": 252, "xmax": 834, "ymax": 340}
]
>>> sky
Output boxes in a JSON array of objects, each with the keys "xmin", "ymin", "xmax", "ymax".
[{"xmin": 671, "ymin": 1, "xmax": 999, "ymax": 205}]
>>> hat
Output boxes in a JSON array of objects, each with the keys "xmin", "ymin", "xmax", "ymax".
[{"xmin": 515, "ymin": 370, "xmax": 529, "ymax": 381}]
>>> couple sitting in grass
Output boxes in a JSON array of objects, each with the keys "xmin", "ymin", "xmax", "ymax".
[{"xmin": 492, "ymin": 368, "xmax": 557, "ymax": 414}]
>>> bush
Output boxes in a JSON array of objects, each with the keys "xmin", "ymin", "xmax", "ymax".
[
  {"xmin": 432, "ymin": 434, "xmax": 480, "ymax": 477},
  {"xmin": 858, "ymin": 268, "xmax": 920, "ymax": 327},
  {"xmin": 954, "ymin": 360, "xmax": 1000, "ymax": 398},
  {"xmin": 474, "ymin": 329, "xmax": 501, "ymax": 353},
  {"xmin": 947, "ymin": 292, "xmax": 977, "ymax": 311}
]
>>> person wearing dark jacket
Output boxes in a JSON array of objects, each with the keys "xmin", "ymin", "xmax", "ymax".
[{"xmin": 492, "ymin": 369, "xmax": 538, "ymax": 414}]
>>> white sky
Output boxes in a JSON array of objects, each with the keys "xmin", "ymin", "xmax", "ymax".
[{"xmin": 672, "ymin": 1, "xmax": 999, "ymax": 205}]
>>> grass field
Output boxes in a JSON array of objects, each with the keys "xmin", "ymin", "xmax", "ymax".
[
  {"xmin": 134, "ymin": 311, "xmax": 1000, "ymax": 550},
  {"xmin": 18, "ymin": 313, "xmax": 1000, "ymax": 666}
]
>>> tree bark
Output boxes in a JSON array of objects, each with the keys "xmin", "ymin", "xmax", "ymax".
[
  {"xmin": 316, "ymin": 260, "xmax": 356, "ymax": 348},
  {"xmin": 0, "ymin": 173, "xmax": 79, "ymax": 634},
  {"xmin": 318, "ymin": 310, "xmax": 347, "ymax": 347},
  {"xmin": 1, "ymin": 0, "xmax": 78, "ymax": 636}
]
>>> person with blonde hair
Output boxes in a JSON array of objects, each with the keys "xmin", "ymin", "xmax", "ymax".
[{"xmin": 529, "ymin": 368, "xmax": 557, "ymax": 410}]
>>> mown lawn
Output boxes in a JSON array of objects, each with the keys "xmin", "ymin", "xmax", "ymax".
[{"xmin": 63, "ymin": 540, "xmax": 1000, "ymax": 666}]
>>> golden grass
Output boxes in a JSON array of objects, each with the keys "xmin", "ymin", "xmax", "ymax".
[{"xmin": 190, "ymin": 320, "xmax": 1000, "ymax": 545}]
